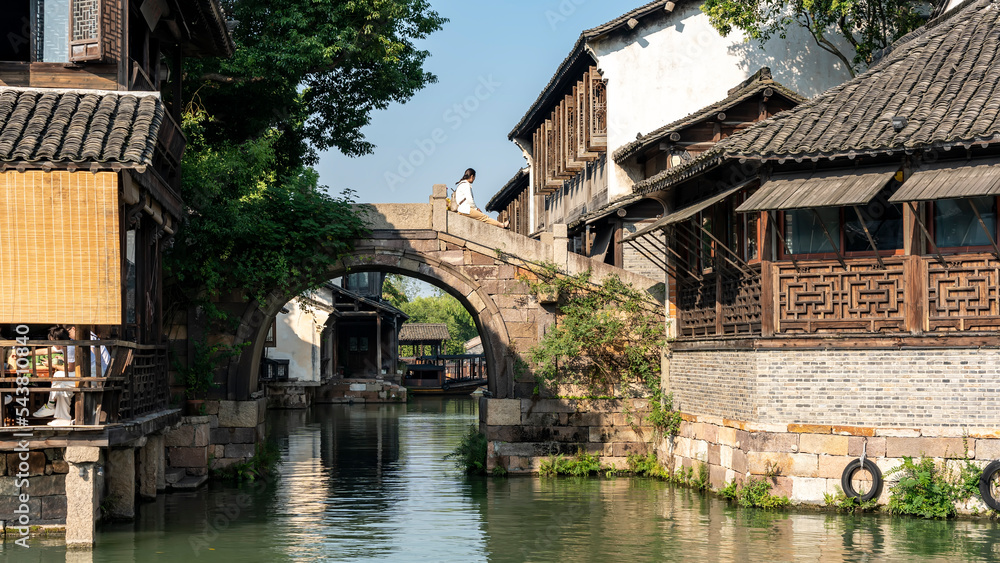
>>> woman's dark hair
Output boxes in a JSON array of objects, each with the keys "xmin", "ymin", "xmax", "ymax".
[
  {"xmin": 456, "ymin": 168, "xmax": 476, "ymax": 184},
  {"xmin": 48, "ymin": 325, "xmax": 71, "ymax": 341}
]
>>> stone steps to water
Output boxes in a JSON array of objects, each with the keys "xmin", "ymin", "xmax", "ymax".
[
  {"xmin": 169, "ymin": 475, "xmax": 208, "ymax": 490},
  {"xmin": 164, "ymin": 468, "xmax": 186, "ymax": 485}
]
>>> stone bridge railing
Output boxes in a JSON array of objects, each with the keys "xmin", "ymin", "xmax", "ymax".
[{"xmin": 355, "ymin": 185, "xmax": 665, "ymax": 300}]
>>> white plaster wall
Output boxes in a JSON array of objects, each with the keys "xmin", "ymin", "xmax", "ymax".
[
  {"xmin": 267, "ymin": 292, "xmax": 333, "ymax": 382},
  {"xmin": 591, "ymin": 3, "xmax": 853, "ymax": 201}
]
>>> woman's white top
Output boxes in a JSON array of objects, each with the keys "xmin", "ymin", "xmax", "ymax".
[{"xmin": 454, "ymin": 180, "xmax": 474, "ymax": 214}]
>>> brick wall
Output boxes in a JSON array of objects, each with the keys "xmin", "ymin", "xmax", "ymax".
[
  {"xmin": 670, "ymin": 348, "xmax": 1000, "ymax": 428},
  {"xmin": 669, "ymin": 350, "xmax": 757, "ymax": 421}
]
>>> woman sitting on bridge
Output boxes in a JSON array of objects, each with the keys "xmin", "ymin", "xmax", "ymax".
[{"xmin": 452, "ymin": 168, "xmax": 508, "ymax": 228}]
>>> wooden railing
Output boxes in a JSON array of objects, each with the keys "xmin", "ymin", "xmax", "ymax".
[
  {"xmin": 774, "ymin": 257, "xmax": 907, "ymax": 334},
  {"xmin": 677, "ymin": 265, "xmax": 762, "ymax": 338},
  {"xmin": 0, "ymin": 340, "xmax": 169, "ymax": 427},
  {"xmin": 675, "ymin": 254, "xmax": 1000, "ymax": 339}
]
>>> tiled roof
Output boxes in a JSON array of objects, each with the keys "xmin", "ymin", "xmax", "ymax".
[
  {"xmin": 633, "ymin": 143, "xmax": 730, "ymax": 195},
  {"xmin": 509, "ymin": 1, "xmax": 693, "ymax": 140},
  {"xmin": 179, "ymin": 0, "xmax": 236, "ymax": 58},
  {"xmin": 398, "ymin": 323, "xmax": 450, "ymax": 343},
  {"xmin": 613, "ymin": 68, "xmax": 806, "ymax": 163},
  {"xmin": 485, "ymin": 168, "xmax": 528, "ymax": 212},
  {"xmin": 724, "ymin": 0, "xmax": 1000, "ymax": 161},
  {"xmin": 0, "ymin": 88, "xmax": 164, "ymax": 168},
  {"xmin": 566, "ymin": 192, "xmax": 645, "ymax": 229}
]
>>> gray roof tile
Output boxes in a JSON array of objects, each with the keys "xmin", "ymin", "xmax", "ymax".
[
  {"xmin": 0, "ymin": 88, "xmax": 164, "ymax": 167},
  {"xmin": 724, "ymin": 0, "xmax": 1000, "ymax": 160},
  {"xmin": 399, "ymin": 323, "xmax": 450, "ymax": 343}
]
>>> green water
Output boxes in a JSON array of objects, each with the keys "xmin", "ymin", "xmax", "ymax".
[{"xmin": 6, "ymin": 397, "xmax": 1000, "ymax": 562}]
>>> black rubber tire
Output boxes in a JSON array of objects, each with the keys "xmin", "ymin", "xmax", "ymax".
[
  {"xmin": 980, "ymin": 460, "xmax": 1000, "ymax": 511},
  {"xmin": 441, "ymin": 383, "xmax": 450, "ymax": 391},
  {"xmin": 841, "ymin": 458, "xmax": 882, "ymax": 502}
]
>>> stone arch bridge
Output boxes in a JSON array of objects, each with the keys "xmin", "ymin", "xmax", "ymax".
[{"xmin": 216, "ymin": 185, "xmax": 664, "ymax": 400}]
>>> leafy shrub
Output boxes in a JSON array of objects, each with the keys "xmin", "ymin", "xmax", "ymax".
[
  {"xmin": 539, "ymin": 450, "xmax": 603, "ymax": 477},
  {"xmin": 718, "ymin": 477, "xmax": 790, "ymax": 509},
  {"xmin": 446, "ymin": 425, "xmax": 488, "ymax": 475},
  {"xmin": 886, "ymin": 456, "xmax": 959, "ymax": 519},
  {"xmin": 521, "ymin": 266, "xmax": 665, "ymax": 398},
  {"xmin": 824, "ymin": 489, "xmax": 880, "ymax": 513},
  {"xmin": 647, "ymin": 392, "xmax": 683, "ymax": 436},
  {"xmin": 626, "ymin": 452, "xmax": 670, "ymax": 479},
  {"xmin": 214, "ymin": 441, "xmax": 282, "ymax": 482}
]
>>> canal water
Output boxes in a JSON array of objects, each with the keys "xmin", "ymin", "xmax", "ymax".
[{"xmin": 8, "ymin": 397, "xmax": 1000, "ymax": 562}]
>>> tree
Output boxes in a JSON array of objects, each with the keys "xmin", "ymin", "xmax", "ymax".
[
  {"xmin": 165, "ymin": 1, "xmax": 446, "ymax": 316},
  {"xmin": 185, "ymin": 0, "xmax": 446, "ymax": 164},
  {"xmin": 701, "ymin": 0, "xmax": 942, "ymax": 76},
  {"xmin": 382, "ymin": 274, "xmax": 422, "ymax": 309},
  {"xmin": 399, "ymin": 292, "xmax": 478, "ymax": 355}
]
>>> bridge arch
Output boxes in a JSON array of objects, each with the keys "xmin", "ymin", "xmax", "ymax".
[
  {"xmin": 216, "ymin": 186, "xmax": 664, "ymax": 402},
  {"xmin": 229, "ymin": 242, "xmax": 516, "ymax": 400}
]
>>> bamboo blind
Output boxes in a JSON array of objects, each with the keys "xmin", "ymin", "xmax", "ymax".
[{"xmin": 0, "ymin": 171, "xmax": 121, "ymax": 324}]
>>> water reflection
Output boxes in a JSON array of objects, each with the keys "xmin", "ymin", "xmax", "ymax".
[{"xmin": 8, "ymin": 398, "xmax": 1000, "ymax": 562}]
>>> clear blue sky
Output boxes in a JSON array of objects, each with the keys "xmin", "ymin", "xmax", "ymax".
[{"xmin": 315, "ymin": 1, "xmax": 636, "ymax": 209}]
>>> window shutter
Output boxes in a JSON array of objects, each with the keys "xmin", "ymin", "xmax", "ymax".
[{"xmin": 70, "ymin": 0, "xmax": 103, "ymax": 62}]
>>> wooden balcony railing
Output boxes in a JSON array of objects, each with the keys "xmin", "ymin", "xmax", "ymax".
[
  {"xmin": 0, "ymin": 340, "xmax": 169, "ymax": 427},
  {"xmin": 677, "ymin": 265, "xmax": 762, "ymax": 338},
  {"xmin": 675, "ymin": 254, "xmax": 1000, "ymax": 339}
]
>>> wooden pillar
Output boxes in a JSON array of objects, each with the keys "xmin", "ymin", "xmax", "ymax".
[
  {"xmin": 376, "ymin": 313, "xmax": 383, "ymax": 377},
  {"xmin": 760, "ymin": 212, "xmax": 776, "ymax": 337}
]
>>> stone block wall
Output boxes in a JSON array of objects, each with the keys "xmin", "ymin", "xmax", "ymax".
[
  {"xmin": 0, "ymin": 449, "xmax": 69, "ymax": 526},
  {"xmin": 670, "ymin": 348, "xmax": 1000, "ymax": 428},
  {"xmin": 481, "ymin": 397, "xmax": 656, "ymax": 473},
  {"xmin": 164, "ymin": 398, "xmax": 267, "ymax": 475},
  {"xmin": 659, "ymin": 414, "xmax": 1000, "ymax": 509}
]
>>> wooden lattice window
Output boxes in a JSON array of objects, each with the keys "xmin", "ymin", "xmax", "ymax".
[
  {"xmin": 70, "ymin": 0, "xmax": 103, "ymax": 61},
  {"xmin": 588, "ymin": 70, "xmax": 607, "ymax": 151}
]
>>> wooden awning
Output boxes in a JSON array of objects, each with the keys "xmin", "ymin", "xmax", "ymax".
[
  {"xmin": 624, "ymin": 180, "xmax": 752, "ymax": 243},
  {"xmin": 736, "ymin": 165, "xmax": 899, "ymax": 212},
  {"xmin": 889, "ymin": 158, "xmax": 1000, "ymax": 202},
  {"xmin": 0, "ymin": 171, "xmax": 121, "ymax": 325}
]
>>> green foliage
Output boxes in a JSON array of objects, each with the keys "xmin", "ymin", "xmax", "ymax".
[
  {"xmin": 446, "ymin": 425, "xmax": 488, "ymax": 475},
  {"xmin": 167, "ymin": 1, "xmax": 445, "ymax": 319},
  {"xmin": 647, "ymin": 392, "xmax": 683, "ymax": 436},
  {"xmin": 539, "ymin": 450, "xmax": 604, "ymax": 477},
  {"xmin": 382, "ymin": 274, "xmax": 421, "ymax": 309},
  {"xmin": 701, "ymin": 0, "xmax": 940, "ymax": 76},
  {"xmin": 522, "ymin": 265, "xmax": 665, "ymax": 398},
  {"xmin": 398, "ymin": 290, "xmax": 478, "ymax": 355},
  {"xmin": 172, "ymin": 338, "xmax": 245, "ymax": 399},
  {"xmin": 214, "ymin": 441, "xmax": 283, "ymax": 482},
  {"xmin": 886, "ymin": 456, "xmax": 960, "ymax": 519},
  {"xmin": 694, "ymin": 462, "xmax": 711, "ymax": 492},
  {"xmin": 719, "ymin": 477, "xmax": 791, "ymax": 509},
  {"xmin": 619, "ymin": 452, "xmax": 670, "ymax": 479},
  {"xmin": 824, "ymin": 488, "xmax": 880, "ymax": 513},
  {"xmin": 185, "ymin": 0, "xmax": 446, "ymax": 161},
  {"xmin": 958, "ymin": 460, "xmax": 984, "ymax": 502},
  {"xmin": 164, "ymin": 110, "xmax": 369, "ymax": 316}
]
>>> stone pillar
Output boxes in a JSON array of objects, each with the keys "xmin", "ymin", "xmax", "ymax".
[
  {"xmin": 431, "ymin": 183, "xmax": 448, "ymax": 232},
  {"xmin": 552, "ymin": 223, "xmax": 569, "ymax": 270},
  {"xmin": 64, "ymin": 447, "xmax": 102, "ymax": 548},
  {"xmin": 105, "ymin": 449, "xmax": 136, "ymax": 519},
  {"xmin": 138, "ymin": 435, "xmax": 164, "ymax": 500}
]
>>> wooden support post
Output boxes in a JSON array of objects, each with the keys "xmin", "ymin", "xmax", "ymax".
[
  {"xmin": 903, "ymin": 255, "xmax": 925, "ymax": 334},
  {"xmin": 760, "ymin": 211, "xmax": 776, "ymax": 336}
]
